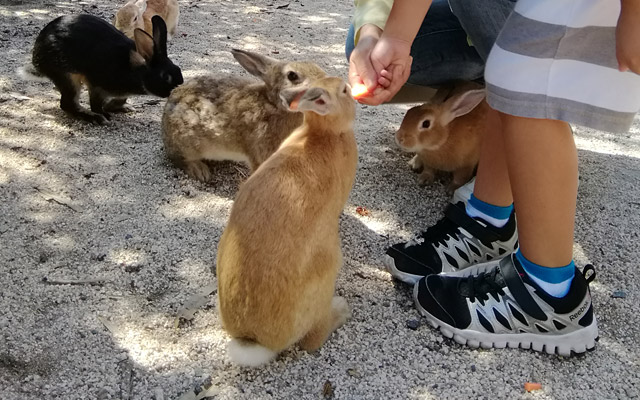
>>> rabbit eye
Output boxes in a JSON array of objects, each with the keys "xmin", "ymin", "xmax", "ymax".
[
  {"xmin": 422, "ymin": 120, "xmax": 431, "ymax": 129},
  {"xmin": 287, "ymin": 71, "xmax": 299, "ymax": 82}
]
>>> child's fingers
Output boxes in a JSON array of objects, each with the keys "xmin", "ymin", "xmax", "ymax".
[
  {"xmin": 384, "ymin": 64, "xmax": 407, "ymax": 100},
  {"xmin": 378, "ymin": 68, "xmax": 392, "ymax": 87},
  {"xmin": 378, "ymin": 76, "xmax": 391, "ymax": 88},
  {"xmin": 357, "ymin": 87, "xmax": 391, "ymax": 106},
  {"xmin": 379, "ymin": 69, "xmax": 392, "ymax": 79}
]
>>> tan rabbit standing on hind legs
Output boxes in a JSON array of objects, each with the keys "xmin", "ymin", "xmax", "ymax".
[{"xmin": 216, "ymin": 77, "xmax": 358, "ymax": 367}]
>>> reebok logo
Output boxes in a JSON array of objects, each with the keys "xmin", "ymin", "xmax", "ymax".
[{"xmin": 569, "ymin": 300, "xmax": 590, "ymax": 321}]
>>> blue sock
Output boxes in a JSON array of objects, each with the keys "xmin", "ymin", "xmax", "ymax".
[
  {"xmin": 465, "ymin": 194, "xmax": 513, "ymax": 228},
  {"xmin": 515, "ymin": 250, "xmax": 575, "ymax": 298}
]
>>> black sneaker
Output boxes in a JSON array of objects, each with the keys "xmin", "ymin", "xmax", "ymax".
[
  {"xmin": 414, "ymin": 254, "xmax": 598, "ymax": 356},
  {"xmin": 383, "ymin": 202, "xmax": 518, "ymax": 284}
]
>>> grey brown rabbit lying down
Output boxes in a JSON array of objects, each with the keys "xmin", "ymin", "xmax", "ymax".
[
  {"xmin": 217, "ymin": 76, "xmax": 358, "ymax": 367},
  {"xmin": 162, "ymin": 49, "xmax": 327, "ymax": 182}
]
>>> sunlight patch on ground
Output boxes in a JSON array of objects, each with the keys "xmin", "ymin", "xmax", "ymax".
[
  {"xmin": 241, "ymin": 6, "xmax": 262, "ymax": 14},
  {"xmin": 42, "ymin": 233, "xmax": 77, "ymax": 252},
  {"xmin": 110, "ymin": 248, "xmax": 148, "ymax": 266},
  {"xmin": 572, "ymin": 242, "xmax": 590, "ymax": 265},
  {"xmin": 299, "ymin": 15, "xmax": 335, "ymax": 23},
  {"xmin": 598, "ymin": 337, "xmax": 639, "ymax": 367},
  {"xmin": 345, "ymin": 203, "xmax": 414, "ymax": 239},
  {"xmin": 158, "ymin": 195, "xmax": 233, "ymax": 220},
  {"xmin": 574, "ymin": 135, "xmax": 640, "ymax": 159}
]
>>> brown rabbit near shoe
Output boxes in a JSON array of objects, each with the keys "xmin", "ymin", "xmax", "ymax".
[
  {"xmin": 115, "ymin": 0, "xmax": 179, "ymax": 40},
  {"xmin": 162, "ymin": 49, "xmax": 327, "ymax": 182},
  {"xmin": 216, "ymin": 77, "xmax": 358, "ymax": 367},
  {"xmin": 395, "ymin": 85, "xmax": 488, "ymax": 191}
]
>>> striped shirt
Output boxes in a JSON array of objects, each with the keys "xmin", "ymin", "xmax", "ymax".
[{"xmin": 485, "ymin": 0, "xmax": 640, "ymax": 133}]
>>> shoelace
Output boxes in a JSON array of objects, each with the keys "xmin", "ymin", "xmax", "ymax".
[
  {"xmin": 457, "ymin": 267, "xmax": 507, "ymax": 305},
  {"xmin": 418, "ymin": 215, "xmax": 460, "ymax": 247}
]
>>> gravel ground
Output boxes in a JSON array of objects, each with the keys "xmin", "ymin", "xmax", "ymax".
[{"xmin": 1, "ymin": 1, "xmax": 639, "ymax": 399}]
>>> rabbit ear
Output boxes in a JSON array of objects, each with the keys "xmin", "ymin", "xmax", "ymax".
[
  {"xmin": 296, "ymin": 87, "xmax": 331, "ymax": 115},
  {"xmin": 231, "ymin": 49, "xmax": 278, "ymax": 80},
  {"xmin": 135, "ymin": 0, "xmax": 147, "ymax": 14},
  {"xmin": 134, "ymin": 28, "xmax": 154, "ymax": 62},
  {"xmin": 151, "ymin": 16, "xmax": 168, "ymax": 56},
  {"xmin": 441, "ymin": 89, "xmax": 486, "ymax": 125}
]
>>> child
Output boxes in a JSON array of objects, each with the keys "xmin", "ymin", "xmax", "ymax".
[{"xmin": 354, "ymin": 0, "xmax": 640, "ymax": 355}]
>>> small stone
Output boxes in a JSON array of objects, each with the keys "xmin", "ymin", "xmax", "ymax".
[
  {"xmin": 612, "ymin": 290, "xmax": 627, "ymax": 298},
  {"xmin": 470, "ymin": 364, "xmax": 476, "ymax": 372},
  {"xmin": 125, "ymin": 264, "xmax": 142, "ymax": 273},
  {"xmin": 346, "ymin": 368, "xmax": 361, "ymax": 378},
  {"xmin": 406, "ymin": 319, "xmax": 420, "ymax": 330},
  {"xmin": 125, "ymin": 234, "xmax": 133, "ymax": 239}
]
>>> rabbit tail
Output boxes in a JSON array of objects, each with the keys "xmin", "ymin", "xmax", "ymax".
[
  {"xmin": 227, "ymin": 338, "xmax": 277, "ymax": 367},
  {"xmin": 17, "ymin": 63, "xmax": 48, "ymax": 82}
]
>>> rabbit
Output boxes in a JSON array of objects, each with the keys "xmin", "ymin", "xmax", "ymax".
[
  {"xmin": 24, "ymin": 14, "xmax": 183, "ymax": 124},
  {"xmin": 162, "ymin": 49, "xmax": 327, "ymax": 182},
  {"xmin": 216, "ymin": 76, "xmax": 358, "ymax": 367},
  {"xmin": 114, "ymin": 0, "xmax": 179, "ymax": 40},
  {"xmin": 395, "ymin": 85, "xmax": 488, "ymax": 191}
]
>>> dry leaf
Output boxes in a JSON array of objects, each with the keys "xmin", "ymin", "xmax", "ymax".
[{"xmin": 355, "ymin": 206, "xmax": 370, "ymax": 216}]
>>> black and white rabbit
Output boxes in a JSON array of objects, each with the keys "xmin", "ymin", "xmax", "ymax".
[{"xmin": 24, "ymin": 14, "xmax": 183, "ymax": 124}]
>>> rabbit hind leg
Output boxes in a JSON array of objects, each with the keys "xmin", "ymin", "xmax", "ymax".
[
  {"xmin": 53, "ymin": 72, "xmax": 107, "ymax": 124},
  {"xmin": 104, "ymin": 97, "xmax": 134, "ymax": 113},
  {"xmin": 298, "ymin": 296, "xmax": 351, "ymax": 352},
  {"xmin": 184, "ymin": 160, "xmax": 212, "ymax": 182},
  {"xmin": 88, "ymin": 85, "xmax": 111, "ymax": 120}
]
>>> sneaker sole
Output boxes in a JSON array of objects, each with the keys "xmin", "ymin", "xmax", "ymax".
[
  {"xmin": 382, "ymin": 254, "xmax": 425, "ymax": 285},
  {"xmin": 413, "ymin": 283, "xmax": 599, "ymax": 357}
]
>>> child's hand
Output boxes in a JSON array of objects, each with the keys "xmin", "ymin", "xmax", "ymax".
[
  {"xmin": 348, "ymin": 24, "xmax": 383, "ymax": 95},
  {"xmin": 617, "ymin": 1, "xmax": 640, "ymax": 74},
  {"xmin": 355, "ymin": 35, "xmax": 412, "ymax": 105}
]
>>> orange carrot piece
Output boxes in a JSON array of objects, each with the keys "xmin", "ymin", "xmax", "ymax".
[
  {"xmin": 350, "ymin": 83, "xmax": 370, "ymax": 99},
  {"xmin": 524, "ymin": 382, "xmax": 542, "ymax": 392}
]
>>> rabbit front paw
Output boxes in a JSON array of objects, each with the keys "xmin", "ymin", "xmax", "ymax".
[
  {"xmin": 331, "ymin": 296, "xmax": 351, "ymax": 330},
  {"xmin": 77, "ymin": 110, "xmax": 109, "ymax": 125},
  {"xmin": 417, "ymin": 167, "xmax": 436, "ymax": 186},
  {"xmin": 185, "ymin": 160, "xmax": 212, "ymax": 182},
  {"xmin": 408, "ymin": 154, "xmax": 424, "ymax": 173}
]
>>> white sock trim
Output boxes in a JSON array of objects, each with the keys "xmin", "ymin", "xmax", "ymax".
[
  {"xmin": 527, "ymin": 274, "xmax": 573, "ymax": 298},
  {"xmin": 465, "ymin": 202, "xmax": 509, "ymax": 228}
]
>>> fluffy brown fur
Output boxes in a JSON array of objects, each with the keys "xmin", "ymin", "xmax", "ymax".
[
  {"xmin": 395, "ymin": 83, "xmax": 488, "ymax": 191},
  {"xmin": 115, "ymin": 0, "xmax": 179, "ymax": 40},
  {"xmin": 162, "ymin": 49, "xmax": 327, "ymax": 182},
  {"xmin": 216, "ymin": 77, "xmax": 357, "ymax": 366}
]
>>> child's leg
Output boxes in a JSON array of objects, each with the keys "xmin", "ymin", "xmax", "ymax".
[
  {"xmin": 500, "ymin": 114, "xmax": 577, "ymax": 266},
  {"xmin": 472, "ymin": 108, "xmax": 512, "ymax": 207}
]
